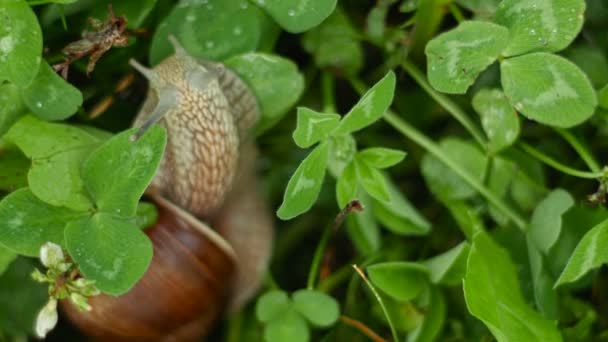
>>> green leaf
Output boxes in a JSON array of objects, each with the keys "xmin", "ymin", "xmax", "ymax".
[
  {"xmin": 292, "ymin": 289, "xmax": 340, "ymax": 327},
  {"xmin": 556, "ymin": 218, "xmax": 608, "ymax": 287},
  {"xmin": 505, "ymin": 149, "xmax": 547, "ymax": 211},
  {"xmin": 487, "ymin": 157, "xmax": 517, "ymax": 226},
  {"xmin": 357, "ymin": 148, "xmax": 406, "ymax": 169},
  {"xmin": 225, "ymin": 53, "xmax": 304, "ymax": 134},
  {"xmin": 425, "ymin": 21, "xmax": 509, "ymax": 94},
  {"xmin": 598, "ymin": 84, "xmax": 608, "ymax": 110},
  {"xmin": 21, "ymin": 61, "xmax": 83, "ymax": 121},
  {"xmin": 355, "ymin": 157, "xmax": 391, "ymax": 203},
  {"xmin": 528, "ymin": 189, "xmax": 574, "ymax": 254},
  {"xmin": 0, "ymin": 258, "xmax": 47, "ymax": 336},
  {"xmin": 336, "ymin": 161, "xmax": 358, "ymax": 208},
  {"xmin": 82, "ymin": 126, "xmax": 166, "ymax": 217},
  {"xmin": 445, "ymin": 200, "xmax": 485, "ymax": 240},
  {"xmin": 258, "ymin": 0, "xmax": 337, "ymax": 33},
  {"xmin": 0, "ymin": 245, "xmax": 16, "ymax": 276},
  {"xmin": 565, "ymin": 45, "xmax": 608, "ymax": 88},
  {"xmin": 334, "ymin": 71, "xmax": 396, "ymax": 135},
  {"xmin": 367, "ymin": 262, "xmax": 429, "ymax": 302},
  {"xmin": 5, "ymin": 116, "xmax": 101, "ymax": 210},
  {"xmin": 407, "ymin": 286, "xmax": 446, "ymax": 342},
  {"xmin": 327, "ymin": 134, "xmax": 357, "ymax": 177},
  {"xmin": 256, "ymin": 290, "xmax": 290, "ymax": 323},
  {"xmin": 0, "ymin": 148, "xmax": 29, "ymax": 192},
  {"xmin": 0, "ymin": 0, "xmax": 43, "ymax": 87},
  {"xmin": 472, "ymin": 88, "xmax": 520, "ymax": 153},
  {"xmin": 65, "ymin": 213, "xmax": 153, "ymax": 295},
  {"xmin": 423, "ymin": 242, "xmax": 470, "ymax": 286},
  {"xmin": 150, "ymin": 0, "xmax": 263, "ymax": 65},
  {"xmin": 134, "ymin": 202, "xmax": 158, "ymax": 230},
  {"xmin": 277, "ymin": 142, "xmax": 329, "ymax": 220},
  {"xmin": 264, "ymin": 308, "xmax": 309, "ymax": 342},
  {"xmin": 0, "ymin": 83, "xmax": 26, "ymax": 137},
  {"xmin": 372, "ymin": 175, "xmax": 431, "ymax": 236},
  {"xmin": 292, "ymin": 108, "xmax": 340, "ymax": 148},
  {"xmin": 0, "ymin": 188, "xmax": 85, "ymax": 256},
  {"xmin": 527, "ymin": 237, "xmax": 559, "ymax": 319},
  {"xmin": 464, "ymin": 232, "xmax": 562, "ymax": 342},
  {"xmin": 501, "ymin": 53, "xmax": 597, "ymax": 128},
  {"xmin": 494, "ymin": 0, "xmax": 585, "ymax": 56},
  {"xmin": 301, "ymin": 8, "xmax": 363, "ymax": 75},
  {"xmin": 420, "ymin": 138, "xmax": 487, "ymax": 200}
]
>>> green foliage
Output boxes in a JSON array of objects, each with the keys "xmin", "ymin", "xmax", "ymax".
[
  {"xmin": 0, "ymin": 258, "xmax": 47, "ymax": 336},
  {"xmin": 278, "ymin": 71, "xmax": 402, "ymax": 220},
  {"xmin": 256, "ymin": 289, "xmax": 340, "ymax": 342},
  {"xmin": 21, "ymin": 62, "xmax": 83, "ymax": 121},
  {"xmin": 225, "ymin": 53, "xmax": 305, "ymax": 134},
  {"xmin": 150, "ymin": 0, "xmax": 265, "ymax": 65},
  {"xmin": 425, "ymin": 21, "xmax": 508, "ymax": 94},
  {"xmin": 65, "ymin": 213, "xmax": 152, "ymax": 295},
  {"xmin": 501, "ymin": 53, "xmax": 596, "ymax": 127},
  {"xmin": 472, "ymin": 88, "xmax": 520, "ymax": 153},
  {"xmin": 0, "ymin": 126, "xmax": 166, "ymax": 294},
  {"xmin": 367, "ymin": 262, "xmax": 428, "ymax": 301},
  {"xmin": 0, "ymin": 0, "xmax": 42, "ymax": 87},
  {"xmin": 1, "ymin": 0, "xmax": 607, "ymax": 340},
  {"xmin": 494, "ymin": 0, "xmax": 585, "ymax": 56},
  {"xmin": 528, "ymin": 189, "xmax": 574, "ymax": 253},
  {"xmin": 421, "ymin": 137, "xmax": 487, "ymax": 200},
  {"xmin": 257, "ymin": 0, "xmax": 337, "ymax": 33},
  {"xmin": 556, "ymin": 218, "xmax": 608, "ymax": 286},
  {"xmin": 302, "ymin": 9, "xmax": 363, "ymax": 75},
  {"xmin": 464, "ymin": 232, "xmax": 562, "ymax": 342}
]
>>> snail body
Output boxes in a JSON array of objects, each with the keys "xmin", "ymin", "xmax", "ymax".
[{"xmin": 62, "ymin": 38, "xmax": 273, "ymax": 340}]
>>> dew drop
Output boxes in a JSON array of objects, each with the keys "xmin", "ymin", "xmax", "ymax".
[
  {"xmin": 256, "ymin": 0, "xmax": 265, "ymax": 6},
  {"xmin": 206, "ymin": 3, "xmax": 213, "ymax": 10},
  {"xmin": 233, "ymin": 26, "xmax": 242, "ymax": 35},
  {"xmin": 287, "ymin": 9, "xmax": 296, "ymax": 16},
  {"xmin": 36, "ymin": 101, "xmax": 42, "ymax": 108},
  {"xmin": 186, "ymin": 14, "xmax": 196, "ymax": 22},
  {"xmin": 240, "ymin": 1, "xmax": 248, "ymax": 9},
  {"xmin": 206, "ymin": 41, "xmax": 215, "ymax": 49},
  {"xmin": 530, "ymin": 29, "xmax": 536, "ymax": 36}
]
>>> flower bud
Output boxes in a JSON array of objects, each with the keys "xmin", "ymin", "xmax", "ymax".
[{"xmin": 35, "ymin": 299, "xmax": 58, "ymax": 338}]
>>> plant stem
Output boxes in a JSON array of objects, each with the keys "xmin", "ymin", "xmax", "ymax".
[
  {"xmin": 383, "ymin": 111, "xmax": 527, "ymax": 229},
  {"xmin": 353, "ymin": 264, "xmax": 399, "ymax": 342},
  {"xmin": 322, "ymin": 71, "xmax": 337, "ymax": 113},
  {"xmin": 317, "ymin": 262, "xmax": 358, "ymax": 293},
  {"xmin": 307, "ymin": 201, "xmax": 363, "ymax": 289},
  {"xmin": 340, "ymin": 315, "xmax": 388, "ymax": 342},
  {"xmin": 448, "ymin": 3, "xmax": 465, "ymax": 23},
  {"xmin": 518, "ymin": 142, "xmax": 603, "ymax": 179},
  {"xmin": 307, "ymin": 227, "xmax": 333, "ymax": 290},
  {"xmin": 554, "ymin": 128, "xmax": 601, "ymax": 173},
  {"xmin": 400, "ymin": 59, "xmax": 487, "ymax": 149}
]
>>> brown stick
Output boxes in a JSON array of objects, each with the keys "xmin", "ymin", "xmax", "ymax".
[{"xmin": 340, "ymin": 315, "xmax": 388, "ymax": 342}]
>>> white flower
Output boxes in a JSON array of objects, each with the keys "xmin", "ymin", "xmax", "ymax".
[
  {"xmin": 35, "ymin": 298, "xmax": 58, "ymax": 338},
  {"xmin": 40, "ymin": 242, "xmax": 64, "ymax": 268}
]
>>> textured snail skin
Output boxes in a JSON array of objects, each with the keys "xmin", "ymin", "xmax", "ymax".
[
  {"xmin": 61, "ymin": 196, "xmax": 237, "ymax": 341},
  {"xmin": 63, "ymin": 41, "xmax": 273, "ymax": 341}
]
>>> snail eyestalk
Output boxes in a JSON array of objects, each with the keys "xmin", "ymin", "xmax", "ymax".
[
  {"xmin": 130, "ymin": 59, "xmax": 161, "ymax": 84},
  {"xmin": 168, "ymin": 35, "xmax": 188, "ymax": 58},
  {"xmin": 131, "ymin": 86, "xmax": 180, "ymax": 141}
]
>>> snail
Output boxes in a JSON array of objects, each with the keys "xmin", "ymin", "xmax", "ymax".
[{"xmin": 60, "ymin": 37, "xmax": 274, "ymax": 341}]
